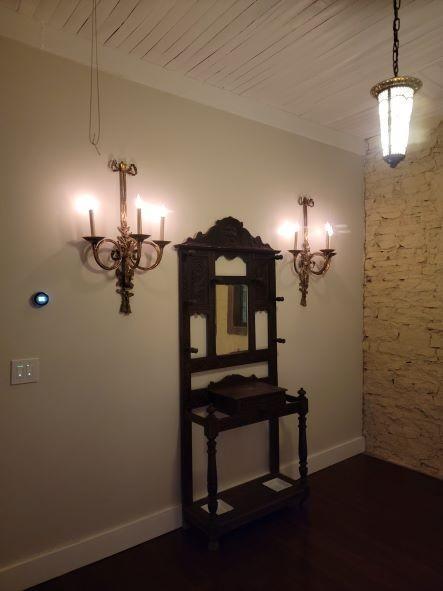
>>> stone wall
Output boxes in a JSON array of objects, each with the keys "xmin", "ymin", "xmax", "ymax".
[{"xmin": 363, "ymin": 121, "xmax": 442, "ymax": 478}]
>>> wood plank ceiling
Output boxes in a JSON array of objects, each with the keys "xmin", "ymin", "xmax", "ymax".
[{"xmin": 3, "ymin": 0, "xmax": 442, "ymax": 140}]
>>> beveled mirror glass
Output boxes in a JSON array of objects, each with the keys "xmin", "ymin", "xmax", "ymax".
[{"xmin": 216, "ymin": 284, "xmax": 248, "ymax": 355}]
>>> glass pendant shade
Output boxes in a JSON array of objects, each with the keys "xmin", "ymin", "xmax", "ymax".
[{"xmin": 371, "ymin": 76, "xmax": 422, "ymax": 168}]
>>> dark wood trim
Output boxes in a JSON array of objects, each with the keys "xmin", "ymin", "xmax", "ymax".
[
  {"xmin": 190, "ymin": 349, "xmax": 270, "ymax": 372},
  {"xmin": 178, "ymin": 249, "xmax": 193, "ymax": 507},
  {"xmin": 176, "ymin": 217, "xmax": 277, "ymax": 253}
]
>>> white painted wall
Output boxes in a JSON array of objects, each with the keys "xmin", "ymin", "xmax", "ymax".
[{"xmin": 0, "ymin": 36, "xmax": 364, "ymax": 589}]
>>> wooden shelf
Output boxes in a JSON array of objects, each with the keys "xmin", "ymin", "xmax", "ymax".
[{"xmin": 184, "ymin": 473, "xmax": 307, "ymax": 538}]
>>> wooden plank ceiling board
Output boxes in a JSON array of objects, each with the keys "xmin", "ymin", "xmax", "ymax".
[
  {"xmin": 105, "ymin": 0, "xmax": 175, "ymax": 48},
  {"xmin": 277, "ymin": 6, "xmax": 442, "ymax": 113},
  {"xmin": 182, "ymin": 0, "xmax": 299, "ymax": 80},
  {"xmin": 142, "ymin": 0, "xmax": 220, "ymax": 66},
  {"xmin": 227, "ymin": 0, "xmax": 395, "ymax": 96},
  {"xmin": 167, "ymin": 0, "xmax": 283, "ymax": 75},
  {"xmin": 243, "ymin": 0, "xmax": 425, "ymax": 102},
  {"xmin": 162, "ymin": 0, "xmax": 266, "ymax": 71},
  {"xmin": 271, "ymin": 2, "xmax": 417, "ymax": 109},
  {"xmin": 0, "ymin": 0, "xmax": 441, "ymax": 143},
  {"xmin": 75, "ymin": 0, "xmax": 129, "ymax": 40},
  {"xmin": 63, "ymin": 0, "xmax": 96, "ymax": 33},
  {"xmin": 129, "ymin": 0, "xmax": 198, "ymax": 59},
  {"xmin": 49, "ymin": 0, "xmax": 82, "ymax": 28},
  {"xmin": 95, "ymin": 0, "xmax": 141, "ymax": 42},
  {"xmin": 192, "ymin": 0, "xmax": 316, "ymax": 83},
  {"xmin": 152, "ymin": 0, "xmax": 239, "ymax": 68},
  {"xmin": 204, "ymin": 0, "xmax": 354, "ymax": 90},
  {"xmin": 200, "ymin": 0, "xmax": 347, "ymax": 85},
  {"xmin": 115, "ymin": 0, "xmax": 178, "ymax": 52}
]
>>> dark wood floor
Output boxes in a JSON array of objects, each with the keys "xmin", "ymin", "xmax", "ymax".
[{"xmin": 29, "ymin": 455, "xmax": 442, "ymax": 591}]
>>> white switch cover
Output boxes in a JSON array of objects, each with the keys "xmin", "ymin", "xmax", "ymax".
[{"xmin": 11, "ymin": 358, "xmax": 40, "ymax": 385}]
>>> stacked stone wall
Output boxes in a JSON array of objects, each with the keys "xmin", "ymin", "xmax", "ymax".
[{"xmin": 363, "ymin": 121, "xmax": 442, "ymax": 478}]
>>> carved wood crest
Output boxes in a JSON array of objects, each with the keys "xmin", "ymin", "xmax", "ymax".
[{"xmin": 177, "ymin": 217, "xmax": 275, "ymax": 252}]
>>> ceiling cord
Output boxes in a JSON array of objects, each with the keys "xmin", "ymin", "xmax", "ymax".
[{"xmin": 89, "ymin": 0, "xmax": 101, "ymax": 155}]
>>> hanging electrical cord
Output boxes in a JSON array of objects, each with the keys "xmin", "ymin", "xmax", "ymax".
[{"xmin": 89, "ymin": 0, "xmax": 101, "ymax": 155}]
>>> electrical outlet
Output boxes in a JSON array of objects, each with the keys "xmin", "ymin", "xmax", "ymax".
[{"xmin": 11, "ymin": 358, "xmax": 40, "ymax": 385}]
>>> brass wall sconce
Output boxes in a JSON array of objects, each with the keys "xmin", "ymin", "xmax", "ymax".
[
  {"xmin": 289, "ymin": 195, "xmax": 336, "ymax": 307},
  {"xmin": 83, "ymin": 160, "xmax": 170, "ymax": 314}
]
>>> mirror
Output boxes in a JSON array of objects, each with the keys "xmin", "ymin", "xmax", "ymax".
[{"xmin": 216, "ymin": 284, "xmax": 248, "ymax": 355}]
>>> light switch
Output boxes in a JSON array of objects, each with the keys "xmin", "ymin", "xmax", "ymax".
[{"xmin": 11, "ymin": 358, "xmax": 40, "ymax": 385}]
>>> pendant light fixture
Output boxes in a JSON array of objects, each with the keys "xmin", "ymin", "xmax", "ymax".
[{"xmin": 370, "ymin": 0, "xmax": 422, "ymax": 168}]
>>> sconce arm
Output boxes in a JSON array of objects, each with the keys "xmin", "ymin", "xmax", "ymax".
[
  {"xmin": 288, "ymin": 249, "xmax": 304, "ymax": 276},
  {"xmin": 309, "ymin": 249, "xmax": 336, "ymax": 276},
  {"xmin": 84, "ymin": 237, "xmax": 121, "ymax": 271},
  {"xmin": 136, "ymin": 239, "xmax": 171, "ymax": 271}
]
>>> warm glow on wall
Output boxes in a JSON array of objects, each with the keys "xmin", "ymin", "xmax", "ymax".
[
  {"xmin": 278, "ymin": 221, "xmax": 298, "ymax": 237},
  {"xmin": 135, "ymin": 194, "xmax": 144, "ymax": 209},
  {"xmin": 142, "ymin": 203, "xmax": 170, "ymax": 240},
  {"xmin": 143, "ymin": 203, "xmax": 170, "ymax": 220},
  {"xmin": 75, "ymin": 194, "xmax": 99, "ymax": 236},
  {"xmin": 74, "ymin": 193, "xmax": 99, "ymax": 215}
]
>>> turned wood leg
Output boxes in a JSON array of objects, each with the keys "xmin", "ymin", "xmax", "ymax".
[
  {"xmin": 207, "ymin": 434, "xmax": 218, "ymax": 516},
  {"xmin": 298, "ymin": 412, "xmax": 308, "ymax": 482}
]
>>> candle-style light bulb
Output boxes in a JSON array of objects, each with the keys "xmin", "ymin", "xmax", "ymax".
[
  {"xmin": 158, "ymin": 205, "xmax": 168, "ymax": 240},
  {"xmin": 75, "ymin": 193, "xmax": 99, "ymax": 236},
  {"xmin": 89, "ymin": 209, "xmax": 96, "ymax": 236},
  {"xmin": 136, "ymin": 194, "xmax": 143, "ymax": 234},
  {"xmin": 293, "ymin": 222, "xmax": 300, "ymax": 249},
  {"xmin": 325, "ymin": 222, "xmax": 333, "ymax": 249}
]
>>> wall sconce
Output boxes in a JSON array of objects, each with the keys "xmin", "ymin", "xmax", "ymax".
[
  {"xmin": 289, "ymin": 195, "xmax": 336, "ymax": 307},
  {"xmin": 82, "ymin": 160, "xmax": 170, "ymax": 315}
]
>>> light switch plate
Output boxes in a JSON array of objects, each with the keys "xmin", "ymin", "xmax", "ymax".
[{"xmin": 11, "ymin": 358, "xmax": 40, "ymax": 385}]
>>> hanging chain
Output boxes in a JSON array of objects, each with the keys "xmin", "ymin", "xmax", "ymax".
[
  {"xmin": 392, "ymin": 0, "xmax": 401, "ymax": 77},
  {"xmin": 89, "ymin": 0, "xmax": 101, "ymax": 155}
]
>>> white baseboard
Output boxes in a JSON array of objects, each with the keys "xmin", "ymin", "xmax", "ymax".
[
  {"xmin": 0, "ymin": 507, "xmax": 182, "ymax": 591},
  {"xmin": 0, "ymin": 436, "xmax": 364, "ymax": 591}
]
